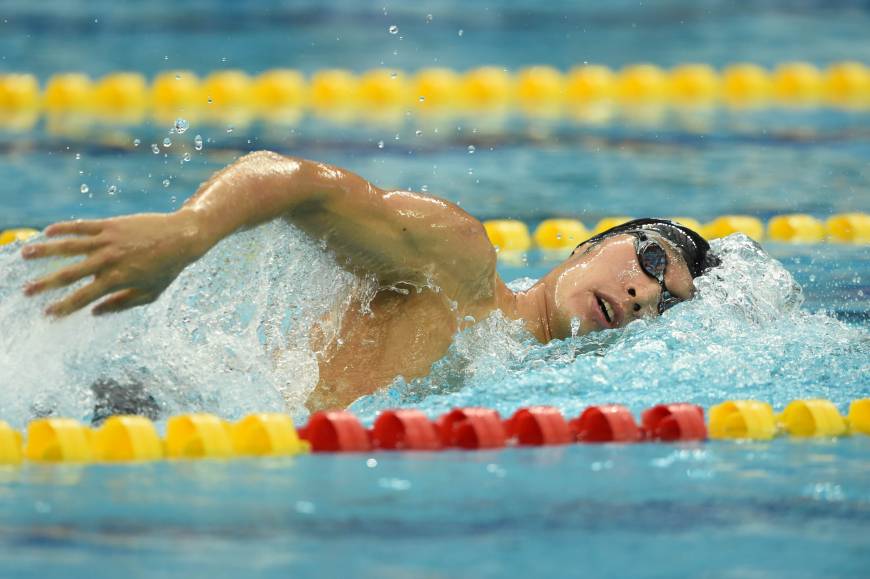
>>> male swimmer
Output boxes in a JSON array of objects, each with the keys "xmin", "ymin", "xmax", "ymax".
[{"xmin": 21, "ymin": 152, "xmax": 718, "ymax": 411}]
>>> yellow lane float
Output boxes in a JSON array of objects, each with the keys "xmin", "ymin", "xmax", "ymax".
[
  {"xmin": 461, "ymin": 66, "xmax": 512, "ymax": 109},
  {"xmin": 252, "ymin": 69, "xmax": 306, "ymax": 110},
  {"xmin": 412, "ymin": 68, "xmax": 460, "ymax": 109},
  {"xmin": 848, "ymin": 400, "xmax": 870, "ymax": 435},
  {"xmin": 0, "ymin": 228, "xmax": 39, "ymax": 246},
  {"xmin": 669, "ymin": 64, "xmax": 720, "ymax": 104},
  {"xmin": 0, "ymin": 73, "xmax": 39, "ymax": 109},
  {"xmin": 483, "ymin": 219, "xmax": 532, "ymax": 252},
  {"xmin": 310, "ymin": 69, "xmax": 358, "ymax": 110},
  {"xmin": 152, "ymin": 70, "xmax": 201, "ymax": 110},
  {"xmin": 823, "ymin": 61, "xmax": 869, "ymax": 107},
  {"xmin": 826, "ymin": 213, "xmax": 870, "ymax": 243},
  {"xmin": 616, "ymin": 64, "xmax": 667, "ymax": 103},
  {"xmin": 92, "ymin": 416, "xmax": 163, "ymax": 461},
  {"xmin": 779, "ymin": 400, "xmax": 847, "ymax": 437},
  {"xmin": 44, "ymin": 73, "xmax": 93, "ymax": 110},
  {"xmin": 767, "ymin": 214, "xmax": 826, "ymax": 243},
  {"xmin": 722, "ymin": 63, "xmax": 772, "ymax": 106},
  {"xmin": 0, "ymin": 421, "xmax": 22, "ymax": 465},
  {"xmin": 24, "ymin": 418, "xmax": 93, "ymax": 462},
  {"xmin": 566, "ymin": 65, "xmax": 615, "ymax": 103},
  {"xmin": 165, "ymin": 413, "xmax": 234, "ymax": 459},
  {"xmin": 533, "ymin": 219, "xmax": 590, "ymax": 250},
  {"xmin": 231, "ymin": 413, "xmax": 310, "ymax": 456},
  {"xmin": 703, "ymin": 215, "xmax": 765, "ymax": 241},
  {"xmin": 709, "ymin": 401, "xmax": 777, "ymax": 440},
  {"xmin": 772, "ymin": 62, "xmax": 822, "ymax": 105}
]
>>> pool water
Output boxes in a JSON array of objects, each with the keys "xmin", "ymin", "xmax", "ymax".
[{"xmin": 1, "ymin": 0, "xmax": 869, "ymax": 577}]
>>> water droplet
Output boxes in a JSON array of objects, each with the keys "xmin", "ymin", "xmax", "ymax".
[
  {"xmin": 426, "ymin": 14, "xmax": 433, "ymax": 23},
  {"xmin": 194, "ymin": 134, "xmax": 203, "ymax": 151},
  {"xmin": 570, "ymin": 317, "xmax": 582, "ymax": 337},
  {"xmin": 80, "ymin": 184, "xmax": 89, "ymax": 194},
  {"xmin": 162, "ymin": 179, "xmax": 170, "ymax": 188},
  {"xmin": 174, "ymin": 118, "xmax": 189, "ymax": 134},
  {"xmin": 467, "ymin": 145, "xmax": 476, "ymax": 154},
  {"xmin": 207, "ymin": 97, "xmax": 213, "ymax": 104},
  {"xmin": 151, "ymin": 144, "xmax": 160, "ymax": 154},
  {"xmin": 415, "ymin": 129, "xmax": 423, "ymax": 136},
  {"xmin": 175, "ymin": 74, "xmax": 182, "ymax": 80},
  {"xmin": 107, "ymin": 185, "xmax": 117, "ymax": 195},
  {"xmin": 390, "ymin": 71, "xmax": 398, "ymax": 79},
  {"xmin": 366, "ymin": 458, "xmax": 378, "ymax": 468},
  {"xmin": 183, "ymin": 152, "xmax": 191, "ymax": 162},
  {"xmin": 467, "ymin": 168, "xmax": 473, "ymax": 175},
  {"xmin": 226, "ymin": 126, "xmax": 234, "ymax": 134},
  {"xmin": 163, "ymin": 137, "xmax": 172, "ymax": 147},
  {"xmin": 458, "ymin": 29, "xmax": 464, "ymax": 36},
  {"xmin": 377, "ymin": 140, "xmax": 384, "ymax": 149},
  {"xmin": 74, "ymin": 153, "xmax": 81, "ymax": 160},
  {"xmin": 394, "ymin": 133, "xmax": 400, "ymax": 141},
  {"xmin": 133, "ymin": 138, "xmax": 140, "ymax": 147},
  {"xmin": 463, "ymin": 315, "xmax": 476, "ymax": 324},
  {"xmin": 421, "ymin": 185, "xmax": 428, "ymax": 192},
  {"xmin": 388, "ymin": 25, "xmax": 398, "ymax": 34},
  {"xmin": 418, "ymin": 95, "xmax": 425, "ymax": 102}
]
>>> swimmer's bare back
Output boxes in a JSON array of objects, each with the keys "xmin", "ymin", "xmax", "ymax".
[{"xmin": 21, "ymin": 151, "xmax": 519, "ymax": 411}]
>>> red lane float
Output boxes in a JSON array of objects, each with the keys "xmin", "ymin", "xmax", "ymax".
[
  {"xmin": 436, "ymin": 408, "xmax": 506, "ymax": 449},
  {"xmin": 371, "ymin": 409, "xmax": 441, "ymax": 451},
  {"xmin": 299, "ymin": 411, "xmax": 371, "ymax": 452},
  {"xmin": 641, "ymin": 403, "xmax": 707, "ymax": 441},
  {"xmin": 570, "ymin": 404, "xmax": 643, "ymax": 443},
  {"xmin": 506, "ymin": 406, "xmax": 573, "ymax": 446}
]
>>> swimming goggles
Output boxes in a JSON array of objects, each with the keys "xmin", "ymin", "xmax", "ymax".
[{"xmin": 630, "ymin": 232, "xmax": 682, "ymax": 314}]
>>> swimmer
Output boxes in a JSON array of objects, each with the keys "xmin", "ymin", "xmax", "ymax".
[{"xmin": 21, "ymin": 152, "xmax": 718, "ymax": 411}]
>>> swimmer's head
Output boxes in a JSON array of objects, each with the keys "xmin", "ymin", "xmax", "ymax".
[{"xmin": 536, "ymin": 218, "xmax": 719, "ymax": 339}]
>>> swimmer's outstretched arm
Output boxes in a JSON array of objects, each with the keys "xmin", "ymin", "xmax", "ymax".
[{"xmin": 22, "ymin": 151, "xmax": 496, "ymax": 317}]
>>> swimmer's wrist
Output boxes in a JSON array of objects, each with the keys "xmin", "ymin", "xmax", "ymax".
[{"xmin": 172, "ymin": 208, "xmax": 217, "ymax": 260}]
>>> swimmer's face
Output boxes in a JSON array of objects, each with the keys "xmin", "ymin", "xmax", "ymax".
[{"xmin": 547, "ymin": 233, "xmax": 695, "ymax": 338}]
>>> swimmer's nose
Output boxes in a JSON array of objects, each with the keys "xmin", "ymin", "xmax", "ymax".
[{"xmin": 625, "ymin": 278, "xmax": 661, "ymax": 319}]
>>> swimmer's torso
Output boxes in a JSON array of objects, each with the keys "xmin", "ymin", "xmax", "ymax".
[{"xmin": 307, "ymin": 282, "xmax": 503, "ymax": 411}]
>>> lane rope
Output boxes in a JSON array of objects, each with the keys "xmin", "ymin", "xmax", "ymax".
[
  {"xmin": 1, "ymin": 399, "xmax": 867, "ymax": 463},
  {"xmin": 0, "ymin": 62, "xmax": 867, "ymax": 128}
]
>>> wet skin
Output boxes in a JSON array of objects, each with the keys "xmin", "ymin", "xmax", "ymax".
[{"xmin": 21, "ymin": 152, "xmax": 695, "ymax": 411}]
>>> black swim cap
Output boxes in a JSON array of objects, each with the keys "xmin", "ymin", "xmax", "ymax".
[{"xmin": 573, "ymin": 218, "xmax": 720, "ymax": 279}]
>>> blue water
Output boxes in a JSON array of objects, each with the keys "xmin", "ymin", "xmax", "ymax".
[{"xmin": 1, "ymin": 0, "xmax": 869, "ymax": 577}]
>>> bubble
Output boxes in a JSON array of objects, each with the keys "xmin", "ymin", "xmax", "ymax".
[
  {"xmin": 174, "ymin": 118, "xmax": 189, "ymax": 134},
  {"xmin": 163, "ymin": 137, "xmax": 172, "ymax": 148},
  {"xmin": 388, "ymin": 25, "xmax": 398, "ymax": 34},
  {"xmin": 162, "ymin": 179, "xmax": 171, "ymax": 188},
  {"xmin": 107, "ymin": 185, "xmax": 117, "ymax": 196},
  {"xmin": 467, "ymin": 145, "xmax": 476, "ymax": 154},
  {"xmin": 151, "ymin": 144, "xmax": 160, "ymax": 154},
  {"xmin": 194, "ymin": 134, "xmax": 203, "ymax": 151},
  {"xmin": 80, "ymin": 184, "xmax": 89, "ymax": 194},
  {"xmin": 377, "ymin": 140, "xmax": 384, "ymax": 149},
  {"xmin": 133, "ymin": 138, "xmax": 141, "ymax": 147}
]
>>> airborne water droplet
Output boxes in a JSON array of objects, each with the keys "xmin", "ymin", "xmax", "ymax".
[
  {"xmin": 163, "ymin": 137, "xmax": 172, "ymax": 147},
  {"xmin": 467, "ymin": 145, "xmax": 476, "ymax": 154},
  {"xmin": 194, "ymin": 134, "xmax": 203, "ymax": 151},
  {"xmin": 388, "ymin": 25, "xmax": 398, "ymax": 34},
  {"xmin": 377, "ymin": 140, "xmax": 384, "ymax": 149},
  {"xmin": 226, "ymin": 126, "xmax": 234, "ymax": 134},
  {"xmin": 107, "ymin": 185, "xmax": 117, "ymax": 195},
  {"xmin": 133, "ymin": 138, "xmax": 140, "ymax": 147},
  {"xmin": 162, "ymin": 179, "xmax": 171, "ymax": 188},
  {"xmin": 174, "ymin": 118, "xmax": 189, "ymax": 134},
  {"xmin": 415, "ymin": 129, "xmax": 422, "ymax": 136},
  {"xmin": 183, "ymin": 152, "xmax": 191, "ymax": 162},
  {"xmin": 80, "ymin": 184, "xmax": 89, "ymax": 194},
  {"xmin": 458, "ymin": 29, "xmax": 464, "ymax": 36},
  {"xmin": 151, "ymin": 144, "xmax": 160, "ymax": 154},
  {"xmin": 74, "ymin": 153, "xmax": 81, "ymax": 160}
]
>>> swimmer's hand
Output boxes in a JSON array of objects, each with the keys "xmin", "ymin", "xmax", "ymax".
[{"xmin": 21, "ymin": 211, "xmax": 206, "ymax": 317}]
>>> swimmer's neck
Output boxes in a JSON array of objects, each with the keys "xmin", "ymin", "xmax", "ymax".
[{"xmin": 500, "ymin": 280, "xmax": 554, "ymax": 343}]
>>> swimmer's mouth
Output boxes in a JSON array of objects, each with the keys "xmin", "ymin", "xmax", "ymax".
[{"xmin": 595, "ymin": 294, "xmax": 617, "ymax": 328}]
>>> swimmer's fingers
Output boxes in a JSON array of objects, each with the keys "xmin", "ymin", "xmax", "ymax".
[
  {"xmin": 24, "ymin": 254, "xmax": 103, "ymax": 296},
  {"xmin": 45, "ymin": 278, "xmax": 113, "ymax": 318},
  {"xmin": 44, "ymin": 219, "xmax": 105, "ymax": 238},
  {"xmin": 21, "ymin": 236, "xmax": 105, "ymax": 260},
  {"xmin": 92, "ymin": 288, "xmax": 156, "ymax": 316}
]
